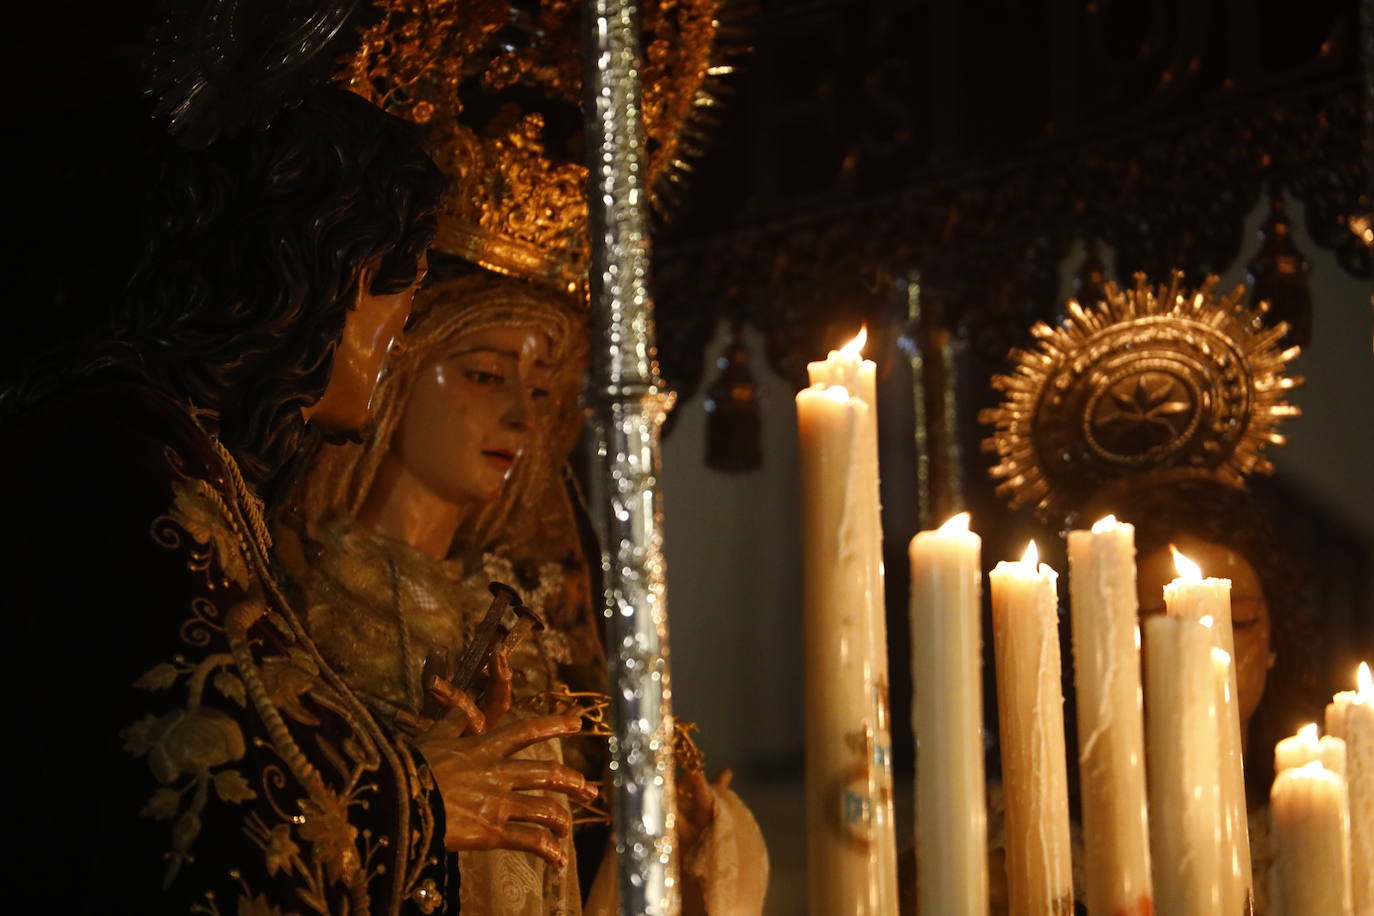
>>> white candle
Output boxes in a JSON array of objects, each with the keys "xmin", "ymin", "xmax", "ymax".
[
  {"xmin": 1270, "ymin": 761, "xmax": 1353, "ymax": 916},
  {"xmin": 1336, "ymin": 663, "xmax": 1374, "ymax": 915},
  {"xmin": 1162, "ymin": 547, "xmax": 1252, "ymax": 913},
  {"xmin": 1144, "ymin": 614, "xmax": 1225, "ymax": 914},
  {"xmin": 909, "ymin": 512, "xmax": 988, "ymax": 915},
  {"xmin": 1211, "ymin": 647, "xmax": 1249, "ymax": 916},
  {"xmin": 1328, "ymin": 690, "xmax": 1359, "ymax": 739},
  {"xmin": 990, "ymin": 540, "xmax": 1073, "ymax": 916},
  {"xmin": 798, "ymin": 333, "xmax": 897, "ymax": 914},
  {"xmin": 1066, "ymin": 516, "xmax": 1153, "ymax": 916},
  {"xmin": 808, "ymin": 328, "xmax": 899, "ymax": 905},
  {"xmin": 1275, "ymin": 723, "xmax": 1348, "ymax": 777}
]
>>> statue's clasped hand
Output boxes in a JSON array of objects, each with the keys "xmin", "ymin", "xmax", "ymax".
[{"xmin": 413, "ymin": 650, "xmax": 597, "ymax": 868}]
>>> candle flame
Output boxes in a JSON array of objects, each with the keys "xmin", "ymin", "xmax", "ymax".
[
  {"xmin": 840, "ymin": 325, "xmax": 868, "ymax": 357},
  {"xmin": 1299, "ymin": 722, "xmax": 1319, "ymax": 741},
  {"xmin": 1091, "ymin": 514, "xmax": 1118, "ymax": 533},
  {"xmin": 939, "ymin": 512, "xmax": 971, "ymax": 534},
  {"xmin": 1359, "ymin": 662, "xmax": 1372, "ymax": 697},
  {"xmin": 1021, "ymin": 539, "xmax": 1038, "ymax": 566},
  {"xmin": 1200, "ymin": 615, "xmax": 1214, "ymax": 628},
  {"xmin": 1171, "ymin": 545, "xmax": 1202, "ymax": 581},
  {"xmin": 822, "ymin": 385, "xmax": 851, "ymax": 402}
]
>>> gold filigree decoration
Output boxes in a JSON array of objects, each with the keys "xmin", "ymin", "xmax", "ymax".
[
  {"xmin": 981, "ymin": 272, "xmax": 1303, "ymax": 523},
  {"xmin": 523, "ymin": 683, "xmax": 706, "ymax": 826},
  {"xmin": 136, "ymin": 438, "xmax": 439, "ymax": 912},
  {"xmin": 341, "ymin": 0, "xmax": 740, "ymax": 289}
]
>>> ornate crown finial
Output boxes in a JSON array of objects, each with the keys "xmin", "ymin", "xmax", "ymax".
[
  {"xmin": 342, "ymin": 0, "xmax": 740, "ymax": 289},
  {"xmin": 981, "ymin": 272, "xmax": 1303, "ymax": 523}
]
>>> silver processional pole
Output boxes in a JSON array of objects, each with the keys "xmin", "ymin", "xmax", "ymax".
[{"xmin": 581, "ymin": 1, "xmax": 680, "ymax": 914}]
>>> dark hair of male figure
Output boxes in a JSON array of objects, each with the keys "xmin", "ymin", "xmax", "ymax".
[{"xmin": 115, "ymin": 86, "xmax": 444, "ymax": 491}]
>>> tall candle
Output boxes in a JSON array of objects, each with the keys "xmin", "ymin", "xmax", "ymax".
[
  {"xmin": 1275, "ymin": 723, "xmax": 1347, "ymax": 777},
  {"xmin": 797, "ymin": 334, "xmax": 897, "ymax": 914},
  {"xmin": 1144, "ymin": 614, "xmax": 1225, "ymax": 914},
  {"xmin": 1270, "ymin": 761, "xmax": 1353, "ymax": 916},
  {"xmin": 1211, "ymin": 648, "xmax": 1249, "ymax": 916},
  {"xmin": 807, "ymin": 327, "xmax": 899, "ymax": 903},
  {"xmin": 909, "ymin": 512, "xmax": 988, "ymax": 915},
  {"xmin": 989, "ymin": 540, "xmax": 1073, "ymax": 916},
  {"xmin": 1333, "ymin": 663, "xmax": 1374, "ymax": 915},
  {"xmin": 1162, "ymin": 547, "xmax": 1252, "ymax": 913},
  {"xmin": 1066, "ymin": 516, "xmax": 1153, "ymax": 916}
]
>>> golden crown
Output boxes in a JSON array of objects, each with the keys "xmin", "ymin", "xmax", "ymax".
[
  {"xmin": 342, "ymin": 0, "xmax": 739, "ymax": 290},
  {"xmin": 981, "ymin": 272, "xmax": 1303, "ymax": 522}
]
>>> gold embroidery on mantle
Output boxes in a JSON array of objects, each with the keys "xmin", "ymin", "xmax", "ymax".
[{"xmin": 125, "ymin": 433, "xmax": 440, "ymax": 914}]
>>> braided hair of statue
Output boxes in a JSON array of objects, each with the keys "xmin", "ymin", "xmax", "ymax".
[{"xmin": 114, "ymin": 86, "xmax": 445, "ymax": 496}]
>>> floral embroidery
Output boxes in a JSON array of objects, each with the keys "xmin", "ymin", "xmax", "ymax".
[
  {"xmin": 130, "ymin": 439, "xmax": 443, "ymax": 912},
  {"xmin": 262, "ymin": 824, "xmax": 300, "ymax": 877},
  {"xmin": 122, "ymin": 655, "xmax": 256, "ymax": 887},
  {"xmin": 167, "ymin": 477, "xmax": 253, "ymax": 589}
]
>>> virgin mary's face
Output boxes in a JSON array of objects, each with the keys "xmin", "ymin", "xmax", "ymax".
[{"xmin": 391, "ymin": 325, "xmax": 555, "ymax": 506}]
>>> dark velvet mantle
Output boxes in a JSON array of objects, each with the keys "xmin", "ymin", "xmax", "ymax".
[{"xmin": 1, "ymin": 379, "xmax": 455, "ymax": 914}]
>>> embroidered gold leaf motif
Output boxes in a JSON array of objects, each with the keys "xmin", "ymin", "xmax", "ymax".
[
  {"xmin": 139, "ymin": 787, "xmax": 182, "ymax": 821},
  {"xmin": 120, "ymin": 714, "xmax": 160, "ymax": 756},
  {"xmin": 297, "ymin": 794, "xmax": 361, "ymax": 883},
  {"xmin": 236, "ymin": 893, "xmax": 297, "ymax": 916},
  {"xmin": 286, "ymin": 645, "xmax": 320, "ymax": 676},
  {"xmin": 169, "ymin": 478, "xmax": 252, "ymax": 589},
  {"xmin": 171, "ymin": 809, "xmax": 202, "ymax": 863},
  {"xmin": 213, "ymin": 768, "xmax": 257, "ymax": 803},
  {"xmin": 263, "ymin": 824, "xmax": 300, "ymax": 877},
  {"xmin": 260, "ymin": 657, "xmax": 321, "ymax": 726},
  {"xmin": 134, "ymin": 663, "xmax": 183, "ymax": 691},
  {"xmin": 144, "ymin": 707, "xmax": 247, "ymax": 784},
  {"xmin": 213, "ymin": 670, "xmax": 247, "ymax": 706},
  {"xmin": 412, "ymin": 878, "xmax": 443, "ymax": 914}
]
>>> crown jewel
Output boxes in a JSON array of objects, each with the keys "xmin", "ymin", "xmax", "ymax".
[
  {"xmin": 981, "ymin": 272, "xmax": 1303, "ymax": 522},
  {"xmin": 342, "ymin": 0, "xmax": 737, "ymax": 288}
]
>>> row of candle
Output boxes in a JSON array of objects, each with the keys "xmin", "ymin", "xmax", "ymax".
[
  {"xmin": 795, "ymin": 330, "xmax": 1372, "ymax": 915},
  {"xmin": 1270, "ymin": 664, "xmax": 1374, "ymax": 915},
  {"xmin": 910, "ymin": 513, "xmax": 1240, "ymax": 916},
  {"xmin": 912, "ymin": 515, "xmax": 1374, "ymax": 916}
]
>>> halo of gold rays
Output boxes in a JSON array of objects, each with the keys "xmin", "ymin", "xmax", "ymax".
[{"xmin": 981, "ymin": 271, "xmax": 1303, "ymax": 523}]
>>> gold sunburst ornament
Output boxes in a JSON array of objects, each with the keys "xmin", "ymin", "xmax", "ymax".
[{"xmin": 981, "ymin": 272, "xmax": 1303, "ymax": 523}]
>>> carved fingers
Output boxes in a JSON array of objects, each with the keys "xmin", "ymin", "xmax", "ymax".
[
  {"xmin": 476, "ymin": 714, "xmax": 584, "ymax": 759},
  {"xmin": 479, "ymin": 649, "xmax": 513, "ymax": 725},
  {"xmin": 426, "ymin": 675, "xmax": 487, "ymax": 736},
  {"xmin": 418, "ymin": 712, "xmax": 596, "ymax": 862}
]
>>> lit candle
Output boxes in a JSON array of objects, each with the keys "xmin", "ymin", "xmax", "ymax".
[
  {"xmin": 1162, "ymin": 547, "xmax": 1252, "ymax": 913},
  {"xmin": 797, "ymin": 329, "xmax": 897, "ymax": 914},
  {"xmin": 1330, "ymin": 663, "xmax": 1374, "ymax": 914},
  {"xmin": 807, "ymin": 328, "xmax": 899, "ymax": 904},
  {"xmin": 1270, "ymin": 761, "xmax": 1353, "ymax": 916},
  {"xmin": 1327, "ymin": 684, "xmax": 1359, "ymax": 740},
  {"xmin": 989, "ymin": 540, "xmax": 1073, "ymax": 916},
  {"xmin": 1274, "ymin": 723, "xmax": 1347, "ymax": 777},
  {"xmin": 1211, "ymin": 647, "xmax": 1249, "ymax": 916},
  {"xmin": 909, "ymin": 512, "xmax": 988, "ymax": 915},
  {"xmin": 1143, "ymin": 614, "xmax": 1225, "ymax": 915},
  {"xmin": 1066, "ymin": 516, "xmax": 1153, "ymax": 916}
]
